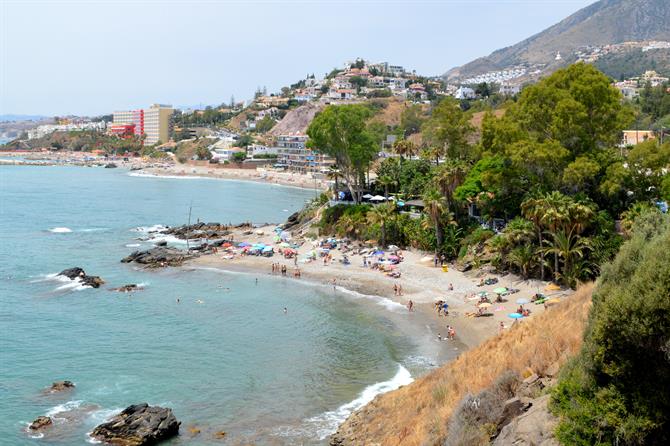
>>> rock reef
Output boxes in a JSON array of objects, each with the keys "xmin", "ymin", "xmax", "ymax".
[
  {"xmin": 58, "ymin": 267, "xmax": 105, "ymax": 288},
  {"xmin": 90, "ymin": 403, "xmax": 180, "ymax": 446}
]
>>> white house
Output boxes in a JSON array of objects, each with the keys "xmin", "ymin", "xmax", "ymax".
[
  {"xmin": 248, "ymin": 144, "xmax": 279, "ymax": 157},
  {"xmin": 454, "ymin": 86, "xmax": 476, "ymax": 100}
]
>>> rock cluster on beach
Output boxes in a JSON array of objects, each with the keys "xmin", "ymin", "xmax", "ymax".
[
  {"xmin": 90, "ymin": 403, "xmax": 180, "ymax": 446},
  {"xmin": 161, "ymin": 222, "xmax": 240, "ymax": 240},
  {"xmin": 121, "ymin": 247, "xmax": 194, "ymax": 268},
  {"xmin": 58, "ymin": 267, "xmax": 105, "ymax": 288}
]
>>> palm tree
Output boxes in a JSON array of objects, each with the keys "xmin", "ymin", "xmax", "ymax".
[
  {"xmin": 422, "ymin": 188, "xmax": 448, "ymax": 253},
  {"xmin": 392, "ymin": 139, "xmax": 418, "ymax": 161},
  {"xmin": 521, "ymin": 197, "xmax": 546, "ymax": 280},
  {"xmin": 539, "ymin": 192, "xmax": 571, "ymax": 282},
  {"xmin": 377, "ymin": 175, "xmax": 395, "ymax": 199},
  {"xmin": 543, "ymin": 230, "xmax": 591, "ymax": 287},
  {"xmin": 436, "ymin": 160, "xmax": 467, "ymax": 210},
  {"xmin": 336, "ymin": 214, "xmax": 359, "ymax": 238},
  {"xmin": 367, "ymin": 202, "xmax": 396, "ymax": 247},
  {"xmin": 326, "ymin": 166, "xmax": 343, "ymax": 192},
  {"xmin": 508, "ymin": 245, "xmax": 536, "ymax": 279}
]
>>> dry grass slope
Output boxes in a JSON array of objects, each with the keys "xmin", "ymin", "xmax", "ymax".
[{"xmin": 333, "ymin": 283, "xmax": 594, "ymax": 446}]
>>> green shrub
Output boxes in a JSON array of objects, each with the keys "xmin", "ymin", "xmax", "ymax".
[{"xmin": 552, "ymin": 214, "xmax": 670, "ymax": 445}]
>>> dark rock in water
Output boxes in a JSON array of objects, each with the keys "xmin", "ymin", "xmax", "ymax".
[
  {"xmin": 121, "ymin": 247, "xmax": 194, "ymax": 268},
  {"xmin": 29, "ymin": 416, "xmax": 53, "ymax": 430},
  {"xmin": 57, "ymin": 268, "xmax": 105, "ymax": 288},
  {"xmin": 111, "ymin": 284, "xmax": 143, "ymax": 293},
  {"xmin": 90, "ymin": 403, "xmax": 180, "ymax": 446},
  {"xmin": 104, "ymin": 163, "xmax": 118, "ymax": 168},
  {"xmin": 154, "ymin": 240, "xmax": 168, "ymax": 247},
  {"xmin": 48, "ymin": 380, "xmax": 75, "ymax": 393}
]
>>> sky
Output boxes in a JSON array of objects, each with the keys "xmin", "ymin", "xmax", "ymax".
[{"xmin": 0, "ymin": 0, "xmax": 597, "ymax": 116}]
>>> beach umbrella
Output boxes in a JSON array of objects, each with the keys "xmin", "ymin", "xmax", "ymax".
[
  {"xmin": 493, "ymin": 287, "xmax": 508, "ymax": 294},
  {"xmin": 280, "ymin": 242, "xmax": 290, "ymax": 248},
  {"xmin": 362, "ymin": 194, "xmax": 373, "ymax": 199},
  {"xmin": 222, "ymin": 242, "xmax": 232, "ymax": 248},
  {"xmin": 370, "ymin": 195, "xmax": 386, "ymax": 201},
  {"xmin": 262, "ymin": 246, "xmax": 273, "ymax": 252},
  {"xmin": 478, "ymin": 302, "xmax": 492, "ymax": 308},
  {"xmin": 397, "ymin": 201, "xmax": 405, "ymax": 207},
  {"xmin": 478, "ymin": 291, "xmax": 488, "ymax": 297},
  {"xmin": 373, "ymin": 250, "xmax": 385, "ymax": 256},
  {"xmin": 508, "ymin": 313, "xmax": 524, "ymax": 319},
  {"xmin": 516, "ymin": 298, "xmax": 530, "ymax": 305},
  {"xmin": 238, "ymin": 242, "xmax": 251, "ymax": 247}
]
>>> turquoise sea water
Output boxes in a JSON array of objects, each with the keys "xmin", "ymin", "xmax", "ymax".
[{"xmin": 0, "ymin": 166, "xmax": 434, "ymax": 445}]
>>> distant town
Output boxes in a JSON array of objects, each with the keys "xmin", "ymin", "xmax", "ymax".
[{"xmin": 2, "ymin": 51, "xmax": 669, "ymax": 176}]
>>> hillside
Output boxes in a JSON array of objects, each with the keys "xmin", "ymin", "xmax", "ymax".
[
  {"xmin": 269, "ymin": 102, "xmax": 323, "ymax": 136},
  {"xmin": 331, "ymin": 284, "xmax": 593, "ymax": 446},
  {"xmin": 445, "ymin": 0, "xmax": 670, "ymax": 81}
]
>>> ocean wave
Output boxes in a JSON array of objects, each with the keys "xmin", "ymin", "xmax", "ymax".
[
  {"xmin": 334, "ymin": 286, "xmax": 407, "ymax": 312},
  {"xmin": 298, "ymin": 365, "xmax": 413, "ymax": 440},
  {"xmin": 49, "ymin": 227, "xmax": 72, "ymax": 233},
  {"xmin": 131, "ymin": 224, "xmax": 168, "ymax": 233},
  {"xmin": 33, "ymin": 272, "xmax": 92, "ymax": 291},
  {"xmin": 125, "ymin": 243, "xmax": 141, "ymax": 248},
  {"xmin": 80, "ymin": 228, "xmax": 109, "ymax": 233},
  {"xmin": 45, "ymin": 400, "xmax": 84, "ymax": 419}
]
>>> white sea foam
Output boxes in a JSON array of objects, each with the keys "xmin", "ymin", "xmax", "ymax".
[
  {"xmin": 335, "ymin": 286, "xmax": 407, "ymax": 312},
  {"xmin": 80, "ymin": 228, "xmax": 109, "ymax": 232},
  {"xmin": 125, "ymin": 243, "xmax": 141, "ymax": 248},
  {"xmin": 300, "ymin": 365, "xmax": 413, "ymax": 440},
  {"xmin": 128, "ymin": 171, "xmax": 211, "ymax": 180},
  {"xmin": 131, "ymin": 224, "xmax": 168, "ymax": 233},
  {"xmin": 55, "ymin": 277, "xmax": 91, "ymax": 292},
  {"xmin": 45, "ymin": 400, "xmax": 84, "ymax": 418},
  {"xmin": 49, "ymin": 227, "xmax": 72, "ymax": 233}
]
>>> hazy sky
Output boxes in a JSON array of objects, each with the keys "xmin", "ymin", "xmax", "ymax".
[{"xmin": 1, "ymin": 0, "xmax": 596, "ymax": 116}]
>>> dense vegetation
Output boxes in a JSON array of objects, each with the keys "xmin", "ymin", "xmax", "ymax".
[
  {"xmin": 309, "ymin": 63, "xmax": 669, "ymax": 288},
  {"xmin": 552, "ymin": 210, "xmax": 670, "ymax": 445}
]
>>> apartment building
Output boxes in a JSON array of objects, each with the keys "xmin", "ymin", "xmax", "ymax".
[
  {"xmin": 275, "ymin": 133, "xmax": 334, "ymax": 173},
  {"xmin": 112, "ymin": 104, "xmax": 173, "ymax": 145}
]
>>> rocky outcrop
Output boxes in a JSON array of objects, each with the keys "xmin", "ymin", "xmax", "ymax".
[
  {"xmin": 29, "ymin": 416, "xmax": 53, "ymax": 430},
  {"xmin": 110, "ymin": 284, "xmax": 143, "ymax": 293},
  {"xmin": 121, "ymin": 247, "xmax": 194, "ymax": 268},
  {"xmin": 104, "ymin": 163, "xmax": 118, "ymax": 169},
  {"xmin": 161, "ymin": 222, "xmax": 239, "ymax": 241},
  {"xmin": 47, "ymin": 380, "xmax": 75, "ymax": 393},
  {"xmin": 90, "ymin": 403, "xmax": 180, "ymax": 446},
  {"xmin": 58, "ymin": 268, "xmax": 105, "ymax": 288},
  {"xmin": 493, "ymin": 394, "xmax": 559, "ymax": 446}
]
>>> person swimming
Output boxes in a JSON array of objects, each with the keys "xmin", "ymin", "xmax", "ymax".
[{"xmin": 283, "ymin": 307, "xmax": 288, "ymax": 314}]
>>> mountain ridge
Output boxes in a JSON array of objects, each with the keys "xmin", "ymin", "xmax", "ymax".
[{"xmin": 445, "ymin": 0, "xmax": 670, "ymax": 81}]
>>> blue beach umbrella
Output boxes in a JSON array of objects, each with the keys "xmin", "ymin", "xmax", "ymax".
[
  {"xmin": 238, "ymin": 242, "xmax": 251, "ymax": 247},
  {"xmin": 508, "ymin": 313, "xmax": 524, "ymax": 319}
]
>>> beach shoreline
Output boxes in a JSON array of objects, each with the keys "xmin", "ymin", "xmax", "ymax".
[
  {"xmin": 181, "ymin": 224, "xmax": 574, "ymax": 354},
  {"xmin": 0, "ymin": 150, "xmax": 330, "ymax": 191}
]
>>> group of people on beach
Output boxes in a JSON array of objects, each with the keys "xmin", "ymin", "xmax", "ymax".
[
  {"xmin": 393, "ymin": 283, "xmax": 403, "ymax": 296},
  {"xmin": 271, "ymin": 262, "xmax": 301, "ymax": 278}
]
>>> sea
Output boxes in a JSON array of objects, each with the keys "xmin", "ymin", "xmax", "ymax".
[{"xmin": 0, "ymin": 165, "xmax": 444, "ymax": 445}]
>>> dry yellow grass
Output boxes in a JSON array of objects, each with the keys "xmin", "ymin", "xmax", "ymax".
[{"xmin": 334, "ymin": 283, "xmax": 593, "ymax": 446}]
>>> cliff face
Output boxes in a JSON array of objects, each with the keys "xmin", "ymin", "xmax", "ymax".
[
  {"xmin": 330, "ymin": 284, "xmax": 593, "ymax": 446},
  {"xmin": 445, "ymin": 0, "xmax": 670, "ymax": 80}
]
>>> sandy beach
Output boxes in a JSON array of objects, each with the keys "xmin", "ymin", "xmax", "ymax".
[{"xmin": 188, "ymin": 224, "xmax": 574, "ymax": 353}]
